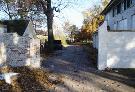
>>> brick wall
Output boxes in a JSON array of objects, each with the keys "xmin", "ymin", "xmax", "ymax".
[{"xmin": 0, "ymin": 33, "xmax": 40, "ymax": 68}]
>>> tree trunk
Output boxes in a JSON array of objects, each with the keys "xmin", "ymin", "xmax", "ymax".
[{"xmin": 47, "ymin": 0, "xmax": 54, "ymax": 52}]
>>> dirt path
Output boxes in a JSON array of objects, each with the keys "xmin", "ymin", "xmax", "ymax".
[{"xmin": 42, "ymin": 45, "xmax": 135, "ymax": 92}]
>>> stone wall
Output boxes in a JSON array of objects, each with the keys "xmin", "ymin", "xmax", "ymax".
[
  {"xmin": 98, "ymin": 21, "xmax": 135, "ymax": 70},
  {"xmin": 30, "ymin": 39, "xmax": 40, "ymax": 68},
  {"xmin": 0, "ymin": 33, "xmax": 40, "ymax": 68}
]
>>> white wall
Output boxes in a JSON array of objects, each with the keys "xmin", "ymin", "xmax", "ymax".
[
  {"xmin": 98, "ymin": 22, "xmax": 108, "ymax": 70},
  {"xmin": 0, "ymin": 33, "xmax": 40, "ymax": 68},
  {"xmin": 23, "ymin": 21, "xmax": 37, "ymax": 39},
  {"xmin": 98, "ymin": 21, "xmax": 135, "ymax": 70},
  {"xmin": 30, "ymin": 39, "xmax": 41, "ymax": 68}
]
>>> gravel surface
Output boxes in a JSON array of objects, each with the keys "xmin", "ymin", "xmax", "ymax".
[{"xmin": 42, "ymin": 45, "xmax": 135, "ymax": 92}]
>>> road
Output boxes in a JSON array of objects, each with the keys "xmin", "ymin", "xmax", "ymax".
[{"xmin": 42, "ymin": 45, "xmax": 135, "ymax": 92}]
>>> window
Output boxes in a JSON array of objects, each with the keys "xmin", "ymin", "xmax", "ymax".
[
  {"xmin": 113, "ymin": 8, "xmax": 115, "ymax": 17},
  {"xmin": 113, "ymin": 0, "xmax": 133, "ymax": 16},
  {"xmin": 117, "ymin": 3, "xmax": 121, "ymax": 14},
  {"xmin": 124, "ymin": 0, "xmax": 127, "ymax": 10},
  {"xmin": 132, "ymin": 15, "xmax": 135, "ymax": 30},
  {"xmin": 127, "ymin": 0, "xmax": 132, "ymax": 8},
  {"xmin": 112, "ymin": 7, "xmax": 117, "ymax": 17},
  {"xmin": 124, "ymin": 0, "xmax": 132, "ymax": 10},
  {"xmin": 121, "ymin": 2, "xmax": 124, "ymax": 12},
  {"xmin": 112, "ymin": 8, "xmax": 116, "ymax": 17}
]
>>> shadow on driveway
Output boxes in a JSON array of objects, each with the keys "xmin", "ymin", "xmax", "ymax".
[{"xmin": 42, "ymin": 45, "xmax": 135, "ymax": 92}]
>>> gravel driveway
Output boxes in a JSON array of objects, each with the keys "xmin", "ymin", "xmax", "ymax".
[{"xmin": 42, "ymin": 45, "xmax": 135, "ymax": 92}]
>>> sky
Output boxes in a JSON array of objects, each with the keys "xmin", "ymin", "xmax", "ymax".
[
  {"xmin": 0, "ymin": 0, "xmax": 101, "ymax": 29},
  {"xmin": 54, "ymin": 0, "xmax": 101, "ymax": 28}
]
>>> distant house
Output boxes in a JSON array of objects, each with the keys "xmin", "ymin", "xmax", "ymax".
[
  {"xmin": 0, "ymin": 23, "xmax": 7, "ymax": 33},
  {"xmin": 101, "ymin": 0, "xmax": 135, "ymax": 30},
  {"xmin": 0, "ymin": 20, "xmax": 37, "ymax": 38}
]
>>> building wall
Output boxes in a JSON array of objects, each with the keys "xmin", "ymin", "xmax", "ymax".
[
  {"xmin": 98, "ymin": 22, "xmax": 108, "ymax": 70},
  {"xmin": 98, "ymin": 21, "xmax": 135, "ymax": 70},
  {"xmin": 105, "ymin": 1, "xmax": 135, "ymax": 30},
  {"xmin": 0, "ymin": 33, "xmax": 40, "ymax": 68}
]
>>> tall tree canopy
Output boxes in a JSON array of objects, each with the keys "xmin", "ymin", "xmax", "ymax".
[
  {"xmin": 0, "ymin": 0, "xmax": 75, "ymax": 52},
  {"xmin": 81, "ymin": 0, "xmax": 110, "ymax": 41}
]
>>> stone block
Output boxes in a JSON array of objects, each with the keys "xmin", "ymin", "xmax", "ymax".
[{"xmin": 0, "ymin": 33, "xmax": 40, "ymax": 68}]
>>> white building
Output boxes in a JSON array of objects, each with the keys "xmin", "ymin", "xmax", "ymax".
[
  {"xmin": 93, "ymin": 0, "xmax": 135, "ymax": 70},
  {"xmin": 101, "ymin": 0, "xmax": 135, "ymax": 30}
]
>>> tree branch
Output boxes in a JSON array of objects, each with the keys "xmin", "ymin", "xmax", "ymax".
[{"xmin": 37, "ymin": 0, "xmax": 48, "ymax": 15}]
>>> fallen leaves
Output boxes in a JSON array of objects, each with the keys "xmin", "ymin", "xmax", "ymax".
[{"xmin": 0, "ymin": 66, "xmax": 62, "ymax": 91}]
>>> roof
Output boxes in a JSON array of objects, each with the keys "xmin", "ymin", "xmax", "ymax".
[
  {"xmin": 101, "ymin": 0, "xmax": 122, "ymax": 15},
  {"xmin": 0, "ymin": 20, "xmax": 29, "ymax": 36}
]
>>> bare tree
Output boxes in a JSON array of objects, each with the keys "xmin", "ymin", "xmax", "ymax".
[
  {"xmin": 0, "ymin": 0, "xmax": 75, "ymax": 52},
  {"xmin": 0, "ymin": 0, "xmax": 18, "ymax": 20},
  {"xmin": 36, "ymin": 0, "xmax": 74, "ymax": 52},
  {"xmin": 81, "ymin": 0, "xmax": 109, "ymax": 41}
]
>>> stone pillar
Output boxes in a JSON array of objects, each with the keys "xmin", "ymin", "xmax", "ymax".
[{"xmin": 30, "ymin": 39, "xmax": 40, "ymax": 68}]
